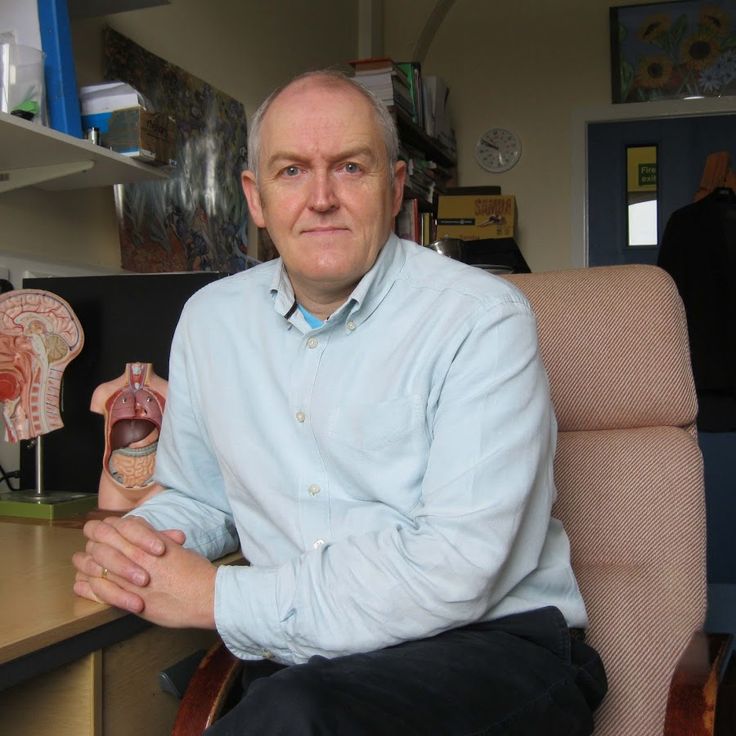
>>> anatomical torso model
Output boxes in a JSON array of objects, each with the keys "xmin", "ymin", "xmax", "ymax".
[{"xmin": 91, "ymin": 362, "xmax": 168, "ymax": 511}]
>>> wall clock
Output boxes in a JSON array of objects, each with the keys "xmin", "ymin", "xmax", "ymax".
[{"xmin": 474, "ymin": 127, "xmax": 522, "ymax": 173}]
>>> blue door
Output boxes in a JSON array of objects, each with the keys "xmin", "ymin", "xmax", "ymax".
[
  {"xmin": 589, "ymin": 112, "xmax": 736, "ymax": 632},
  {"xmin": 588, "ymin": 114, "xmax": 736, "ymax": 266}
]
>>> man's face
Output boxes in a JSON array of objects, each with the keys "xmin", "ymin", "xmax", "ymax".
[{"xmin": 242, "ymin": 79, "xmax": 406, "ymax": 307}]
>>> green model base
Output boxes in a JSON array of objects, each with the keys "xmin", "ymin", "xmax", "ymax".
[{"xmin": 0, "ymin": 491, "xmax": 98, "ymax": 520}]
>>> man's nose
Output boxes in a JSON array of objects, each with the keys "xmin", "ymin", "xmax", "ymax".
[{"xmin": 308, "ymin": 171, "xmax": 339, "ymax": 212}]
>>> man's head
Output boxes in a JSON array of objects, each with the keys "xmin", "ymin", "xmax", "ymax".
[
  {"xmin": 241, "ymin": 70, "xmax": 407, "ymax": 318},
  {"xmin": 247, "ymin": 70, "xmax": 401, "ymax": 185}
]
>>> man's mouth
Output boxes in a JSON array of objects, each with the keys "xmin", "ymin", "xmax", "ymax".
[
  {"xmin": 302, "ymin": 226, "xmax": 349, "ymax": 234},
  {"xmin": 301, "ymin": 226, "xmax": 351, "ymax": 239}
]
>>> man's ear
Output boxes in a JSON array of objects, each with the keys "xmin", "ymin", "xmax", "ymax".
[
  {"xmin": 391, "ymin": 160, "xmax": 408, "ymax": 217},
  {"xmin": 241, "ymin": 170, "xmax": 266, "ymax": 228}
]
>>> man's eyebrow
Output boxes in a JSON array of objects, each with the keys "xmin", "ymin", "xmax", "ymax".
[
  {"xmin": 264, "ymin": 152, "xmax": 306, "ymax": 170},
  {"xmin": 266, "ymin": 146, "xmax": 378, "ymax": 169}
]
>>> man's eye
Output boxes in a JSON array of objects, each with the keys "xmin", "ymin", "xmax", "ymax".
[
  {"xmin": 282, "ymin": 166, "xmax": 300, "ymax": 177},
  {"xmin": 343, "ymin": 162, "xmax": 362, "ymax": 174}
]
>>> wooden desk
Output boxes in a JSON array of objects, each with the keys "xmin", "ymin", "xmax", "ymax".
[{"xmin": 0, "ymin": 522, "xmax": 221, "ymax": 736}]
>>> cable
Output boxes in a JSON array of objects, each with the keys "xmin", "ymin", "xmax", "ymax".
[{"xmin": 0, "ymin": 463, "xmax": 20, "ymax": 491}]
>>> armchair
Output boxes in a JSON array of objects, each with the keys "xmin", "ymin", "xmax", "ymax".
[{"xmin": 172, "ymin": 264, "xmax": 732, "ymax": 736}]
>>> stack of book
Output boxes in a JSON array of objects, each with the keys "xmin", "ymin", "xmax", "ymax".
[
  {"xmin": 396, "ymin": 199, "xmax": 436, "ymax": 246},
  {"xmin": 349, "ymin": 58, "xmax": 455, "ymax": 157},
  {"xmin": 421, "ymin": 75, "xmax": 456, "ymax": 159},
  {"xmin": 401, "ymin": 143, "xmax": 453, "ymax": 205},
  {"xmin": 349, "ymin": 57, "xmax": 415, "ymax": 120}
]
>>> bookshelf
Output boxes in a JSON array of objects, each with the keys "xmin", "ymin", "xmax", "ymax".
[
  {"xmin": 394, "ymin": 108, "xmax": 455, "ymax": 170},
  {"xmin": 349, "ymin": 58, "xmax": 457, "ymax": 245},
  {"xmin": 0, "ymin": 111, "xmax": 168, "ymax": 193}
]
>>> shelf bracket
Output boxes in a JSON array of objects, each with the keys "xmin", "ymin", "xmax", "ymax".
[{"xmin": 0, "ymin": 160, "xmax": 95, "ymax": 193}]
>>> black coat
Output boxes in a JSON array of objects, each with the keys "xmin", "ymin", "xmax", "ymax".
[{"xmin": 657, "ymin": 188, "xmax": 736, "ymax": 432}]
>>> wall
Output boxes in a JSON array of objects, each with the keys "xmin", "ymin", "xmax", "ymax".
[
  {"xmin": 6, "ymin": 0, "xmax": 725, "ymax": 275},
  {"xmin": 385, "ymin": 0, "xmax": 642, "ymax": 272},
  {"xmin": 0, "ymin": 0, "xmax": 359, "ymax": 477},
  {"xmin": 0, "ymin": 0, "xmax": 359, "ymax": 273}
]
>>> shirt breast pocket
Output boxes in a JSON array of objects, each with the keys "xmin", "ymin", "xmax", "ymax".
[{"xmin": 327, "ymin": 394, "xmax": 425, "ymax": 451}]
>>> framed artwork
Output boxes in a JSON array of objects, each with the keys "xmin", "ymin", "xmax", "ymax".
[
  {"xmin": 611, "ymin": 1, "xmax": 736, "ymax": 103},
  {"xmin": 104, "ymin": 28, "xmax": 251, "ymax": 273}
]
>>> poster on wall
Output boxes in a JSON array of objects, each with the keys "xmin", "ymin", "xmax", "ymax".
[
  {"xmin": 104, "ymin": 28, "xmax": 251, "ymax": 273},
  {"xmin": 611, "ymin": 0, "xmax": 736, "ymax": 103}
]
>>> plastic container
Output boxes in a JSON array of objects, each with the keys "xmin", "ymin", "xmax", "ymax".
[{"xmin": 0, "ymin": 43, "xmax": 46, "ymax": 123}]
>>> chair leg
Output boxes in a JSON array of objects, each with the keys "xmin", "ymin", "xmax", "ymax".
[
  {"xmin": 664, "ymin": 632, "xmax": 732, "ymax": 736},
  {"xmin": 171, "ymin": 641, "xmax": 243, "ymax": 736}
]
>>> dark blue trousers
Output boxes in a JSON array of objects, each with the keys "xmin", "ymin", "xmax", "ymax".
[{"xmin": 205, "ymin": 606, "xmax": 607, "ymax": 736}]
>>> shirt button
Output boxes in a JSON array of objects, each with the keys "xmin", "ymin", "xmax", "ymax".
[
  {"xmin": 307, "ymin": 337, "xmax": 318, "ymax": 349},
  {"xmin": 308, "ymin": 484, "xmax": 321, "ymax": 496},
  {"xmin": 346, "ymin": 320, "xmax": 357, "ymax": 331},
  {"xmin": 295, "ymin": 411, "xmax": 306, "ymax": 423},
  {"xmin": 261, "ymin": 648, "xmax": 274, "ymax": 659},
  {"xmin": 313, "ymin": 538, "xmax": 325, "ymax": 549}
]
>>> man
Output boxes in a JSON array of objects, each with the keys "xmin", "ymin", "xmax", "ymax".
[{"xmin": 73, "ymin": 70, "xmax": 606, "ymax": 734}]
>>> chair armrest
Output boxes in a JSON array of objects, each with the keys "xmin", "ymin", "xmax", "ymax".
[
  {"xmin": 663, "ymin": 631, "xmax": 732, "ymax": 736},
  {"xmin": 171, "ymin": 640, "xmax": 243, "ymax": 736}
]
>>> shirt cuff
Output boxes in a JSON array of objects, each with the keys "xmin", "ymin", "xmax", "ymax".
[{"xmin": 214, "ymin": 563, "xmax": 297, "ymax": 664}]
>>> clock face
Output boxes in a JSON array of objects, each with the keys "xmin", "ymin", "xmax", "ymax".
[{"xmin": 474, "ymin": 128, "xmax": 522, "ymax": 173}]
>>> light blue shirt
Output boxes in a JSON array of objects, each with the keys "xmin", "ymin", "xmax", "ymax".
[{"xmin": 132, "ymin": 234, "xmax": 587, "ymax": 665}]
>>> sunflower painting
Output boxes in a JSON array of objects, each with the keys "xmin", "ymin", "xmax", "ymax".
[{"xmin": 611, "ymin": 1, "xmax": 736, "ymax": 102}]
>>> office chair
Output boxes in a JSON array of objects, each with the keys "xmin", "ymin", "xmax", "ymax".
[{"xmin": 172, "ymin": 264, "xmax": 733, "ymax": 736}]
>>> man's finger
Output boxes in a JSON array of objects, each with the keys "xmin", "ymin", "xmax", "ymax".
[
  {"xmin": 73, "ymin": 570, "xmax": 144, "ymax": 613},
  {"xmin": 161, "ymin": 528, "xmax": 187, "ymax": 545},
  {"xmin": 83, "ymin": 516, "xmax": 166, "ymax": 558},
  {"xmin": 85, "ymin": 575, "xmax": 146, "ymax": 614},
  {"xmin": 107, "ymin": 515, "xmax": 170, "ymax": 554},
  {"xmin": 73, "ymin": 578, "xmax": 103, "ymax": 603}
]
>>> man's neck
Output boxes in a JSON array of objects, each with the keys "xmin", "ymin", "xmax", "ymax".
[{"xmin": 292, "ymin": 285, "xmax": 355, "ymax": 321}]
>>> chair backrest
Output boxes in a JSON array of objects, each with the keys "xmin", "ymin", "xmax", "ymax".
[{"xmin": 506, "ymin": 265, "xmax": 707, "ymax": 735}]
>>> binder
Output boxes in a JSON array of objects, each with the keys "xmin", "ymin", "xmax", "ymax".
[{"xmin": 37, "ymin": 0, "xmax": 82, "ymax": 137}]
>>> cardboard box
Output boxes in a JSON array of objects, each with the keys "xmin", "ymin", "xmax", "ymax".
[
  {"xmin": 86, "ymin": 106, "xmax": 176, "ymax": 166},
  {"xmin": 436, "ymin": 194, "xmax": 516, "ymax": 240},
  {"xmin": 80, "ymin": 82, "xmax": 146, "ymax": 115},
  {"xmin": 106, "ymin": 107, "xmax": 176, "ymax": 166}
]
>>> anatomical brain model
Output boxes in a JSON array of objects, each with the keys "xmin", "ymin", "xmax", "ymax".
[
  {"xmin": 0, "ymin": 289, "xmax": 84, "ymax": 443},
  {"xmin": 91, "ymin": 362, "xmax": 168, "ymax": 511}
]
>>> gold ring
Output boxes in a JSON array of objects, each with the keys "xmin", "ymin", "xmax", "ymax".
[{"xmin": 101, "ymin": 567, "xmax": 109, "ymax": 579}]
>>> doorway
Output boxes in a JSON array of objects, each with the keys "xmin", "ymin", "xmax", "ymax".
[
  {"xmin": 588, "ymin": 114, "xmax": 736, "ymax": 266},
  {"xmin": 570, "ymin": 96, "xmax": 736, "ymax": 267},
  {"xmin": 573, "ymin": 99, "xmax": 736, "ymax": 633}
]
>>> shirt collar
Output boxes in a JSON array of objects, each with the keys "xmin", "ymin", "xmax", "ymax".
[{"xmin": 269, "ymin": 233, "xmax": 409, "ymax": 328}]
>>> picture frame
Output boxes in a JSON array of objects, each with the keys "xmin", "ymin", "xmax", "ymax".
[{"xmin": 610, "ymin": 1, "xmax": 736, "ymax": 103}]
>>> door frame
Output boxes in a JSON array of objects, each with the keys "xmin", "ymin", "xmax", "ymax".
[{"xmin": 570, "ymin": 96, "xmax": 736, "ymax": 268}]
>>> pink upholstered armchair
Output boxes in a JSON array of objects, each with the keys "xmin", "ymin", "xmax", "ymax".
[{"xmin": 172, "ymin": 264, "xmax": 732, "ymax": 736}]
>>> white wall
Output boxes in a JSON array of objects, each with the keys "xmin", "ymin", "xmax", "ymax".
[
  {"xmin": 385, "ymin": 0, "xmax": 617, "ymax": 272},
  {"xmin": 7, "ymin": 0, "xmax": 723, "ymax": 276},
  {"xmin": 0, "ymin": 0, "xmax": 360, "ymax": 274},
  {"xmin": 2, "ymin": 0, "xmax": 666, "ymax": 276},
  {"xmin": 0, "ymin": 0, "xmax": 42, "ymax": 47},
  {"xmin": 0, "ymin": 1, "xmax": 360, "ymax": 479}
]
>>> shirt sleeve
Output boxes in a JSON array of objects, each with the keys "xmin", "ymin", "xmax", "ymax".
[
  {"xmin": 215, "ymin": 297, "xmax": 559, "ymax": 663},
  {"xmin": 128, "ymin": 310, "xmax": 240, "ymax": 562}
]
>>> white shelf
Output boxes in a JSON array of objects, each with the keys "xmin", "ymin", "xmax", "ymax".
[{"xmin": 0, "ymin": 111, "xmax": 168, "ymax": 192}]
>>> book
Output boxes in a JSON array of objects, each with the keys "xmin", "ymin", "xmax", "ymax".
[
  {"xmin": 436, "ymin": 194, "xmax": 517, "ymax": 240},
  {"xmin": 421, "ymin": 212, "xmax": 434, "ymax": 245},
  {"xmin": 396, "ymin": 61, "xmax": 423, "ymax": 128},
  {"xmin": 422, "ymin": 75, "xmax": 455, "ymax": 154},
  {"xmin": 396, "ymin": 198, "xmax": 421, "ymax": 243},
  {"xmin": 38, "ymin": 0, "xmax": 82, "ymax": 136},
  {"xmin": 79, "ymin": 82, "xmax": 148, "ymax": 115},
  {"xmin": 349, "ymin": 57, "xmax": 395, "ymax": 73}
]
